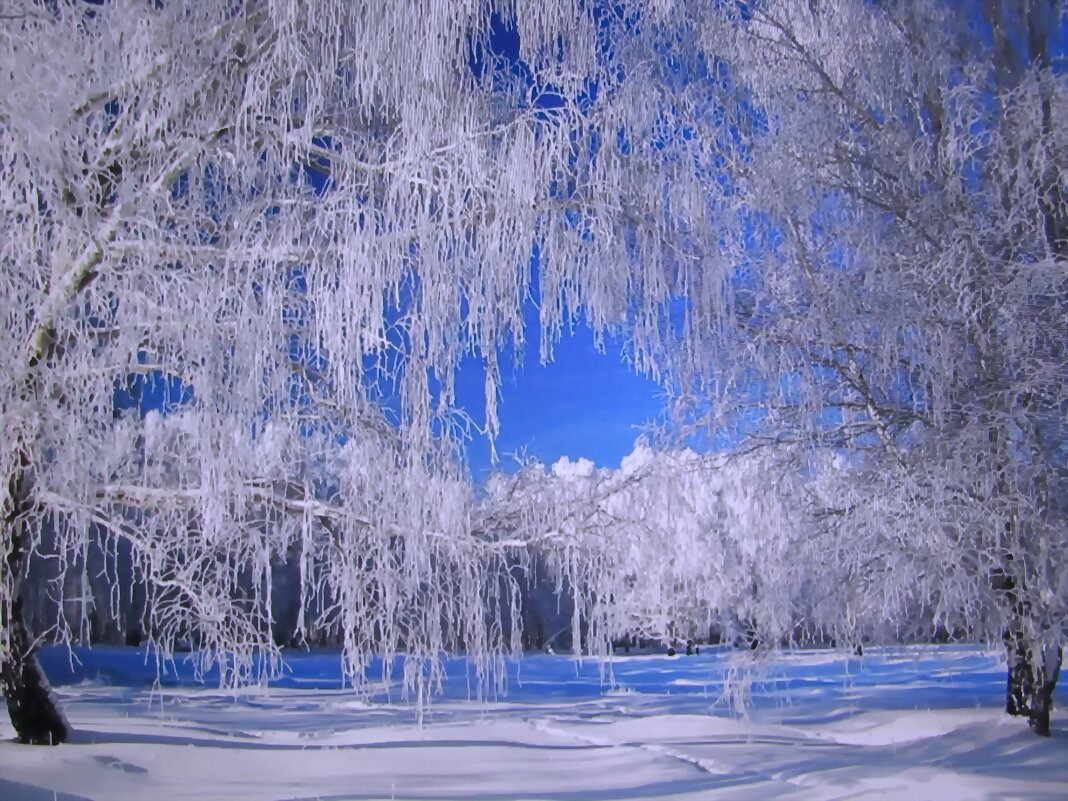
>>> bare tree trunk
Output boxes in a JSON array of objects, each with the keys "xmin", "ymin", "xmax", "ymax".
[
  {"xmin": 1, "ymin": 597, "xmax": 69, "ymax": 745},
  {"xmin": 1005, "ymin": 631, "xmax": 1034, "ymax": 717},
  {"xmin": 1025, "ymin": 642, "xmax": 1061, "ymax": 737},
  {"xmin": 1006, "ymin": 638, "xmax": 1063, "ymax": 737},
  {"xmin": 996, "ymin": 565, "xmax": 1061, "ymax": 736},
  {"xmin": 2, "ymin": 454, "xmax": 70, "ymax": 745},
  {"xmin": 996, "ymin": 562, "xmax": 1032, "ymax": 717}
]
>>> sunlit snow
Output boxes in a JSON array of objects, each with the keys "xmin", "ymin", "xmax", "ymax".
[{"xmin": 1, "ymin": 645, "xmax": 1064, "ymax": 801}]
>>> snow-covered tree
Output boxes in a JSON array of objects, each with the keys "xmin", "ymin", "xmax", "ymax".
[
  {"xmin": 478, "ymin": 446, "xmax": 809, "ymax": 656},
  {"xmin": 485, "ymin": 0, "xmax": 1066, "ymax": 734},
  {"xmin": 0, "ymin": 0, "xmax": 718, "ymax": 743},
  {"xmin": 648, "ymin": 0, "xmax": 1067, "ymax": 734},
  {"xmin": 482, "ymin": 442, "xmax": 968, "ymax": 654}
]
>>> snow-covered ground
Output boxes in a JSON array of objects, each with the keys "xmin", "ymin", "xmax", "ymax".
[{"xmin": 1, "ymin": 645, "xmax": 1064, "ymax": 800}]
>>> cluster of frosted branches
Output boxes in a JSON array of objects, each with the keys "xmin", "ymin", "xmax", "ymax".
[
  {"xmin": 804, "ymin": 435, "xmax": 1068, "ymax": 650},
  {"xmin": 0, "ymin": 0, "xmax": 709, "ymax": 694},
  {"xmin": 650, "ymin": 1, "xmax": 1068, "ymax": 649},
  {"xmin": 480, "ymin": 446, "xmax": 805, "ymax": 653},
  {"xmin": 483, "ymin": 439, "xmax": 1067, "ymax": 659},
  {"xmin": 20, "ymin": 407, "xmax": 520, "ymax": 696}
]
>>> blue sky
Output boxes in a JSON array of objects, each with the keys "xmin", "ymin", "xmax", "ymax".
[
  {"xmin": 112, "ymin": 269, "xmax": 664, "ymax": 482},
  {"xmin": 456, "ymin": 303, "xmax": 665, "ymax": 480}
]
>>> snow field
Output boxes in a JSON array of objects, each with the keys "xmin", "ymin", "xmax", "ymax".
[{"xmin": 0, "ymin": 645, "xmax": 1064, "ymax": 801}]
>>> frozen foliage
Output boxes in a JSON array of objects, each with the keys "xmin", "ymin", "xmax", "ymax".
[
  {"xmin": 0, "ymin": 0, "xmax": 713, "ymax": 703},
  {"xmin": 22, "ymin": 410, "xmax": 507, "ymax": 697},
  {"xmin": 482, "ymin": 443, "xmax": 970, "ymax": 656},
  {"xmin": 480, "ymin": 445, "xmax": 806, "ymax": 656},
  {"xmin": 651, "ymin": 2, "xmax": 1068, "ymax": 662},
  {"xmin": 485, "ymin": 0, "xmax": 1065, "ymax": 681}
]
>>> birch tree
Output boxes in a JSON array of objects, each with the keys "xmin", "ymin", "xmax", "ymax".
[
  {"xmin": 0, "ymin": 0, "xmax": 712, "ymax": 743},
  {"xmin": 653, "ymin": 0, "xmax": 1067, "ymax": 734},
  {"xmin": 485, "ymin": 0, "xmax": 1066, "ymax": 736}
]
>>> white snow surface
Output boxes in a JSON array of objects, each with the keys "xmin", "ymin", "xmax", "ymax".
[{"xmin": 0, "ymin": 645, "xmax": 1064, "ymax": 801}]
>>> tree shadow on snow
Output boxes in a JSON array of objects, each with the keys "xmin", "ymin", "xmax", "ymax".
[
  {"xmin": 0, "ymin": 778, "xmax": 94, "ymax": 801},
  {"xmin": 66, "ymin": 727, "xmax": 616, "ymax": 754}
]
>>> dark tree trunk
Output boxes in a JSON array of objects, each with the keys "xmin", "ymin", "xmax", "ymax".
[
  {"xmin": 1000, "ymin": 586, "xmax": 1061, "ymax": 737},
  {"xmin": 3, "ymin": 452, "xmax": 70, "ymax": 745},
  {"xmin": 1, "ymin": 597, "xmax": 69, "ymax": 745},
  {"xmin": 1005, "ymin": 633, "xmax": 1034, "ymax": 717},
  {"xmin": 1027, "ymin": 644, "xmax": 1061, "ymax": 738}
]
